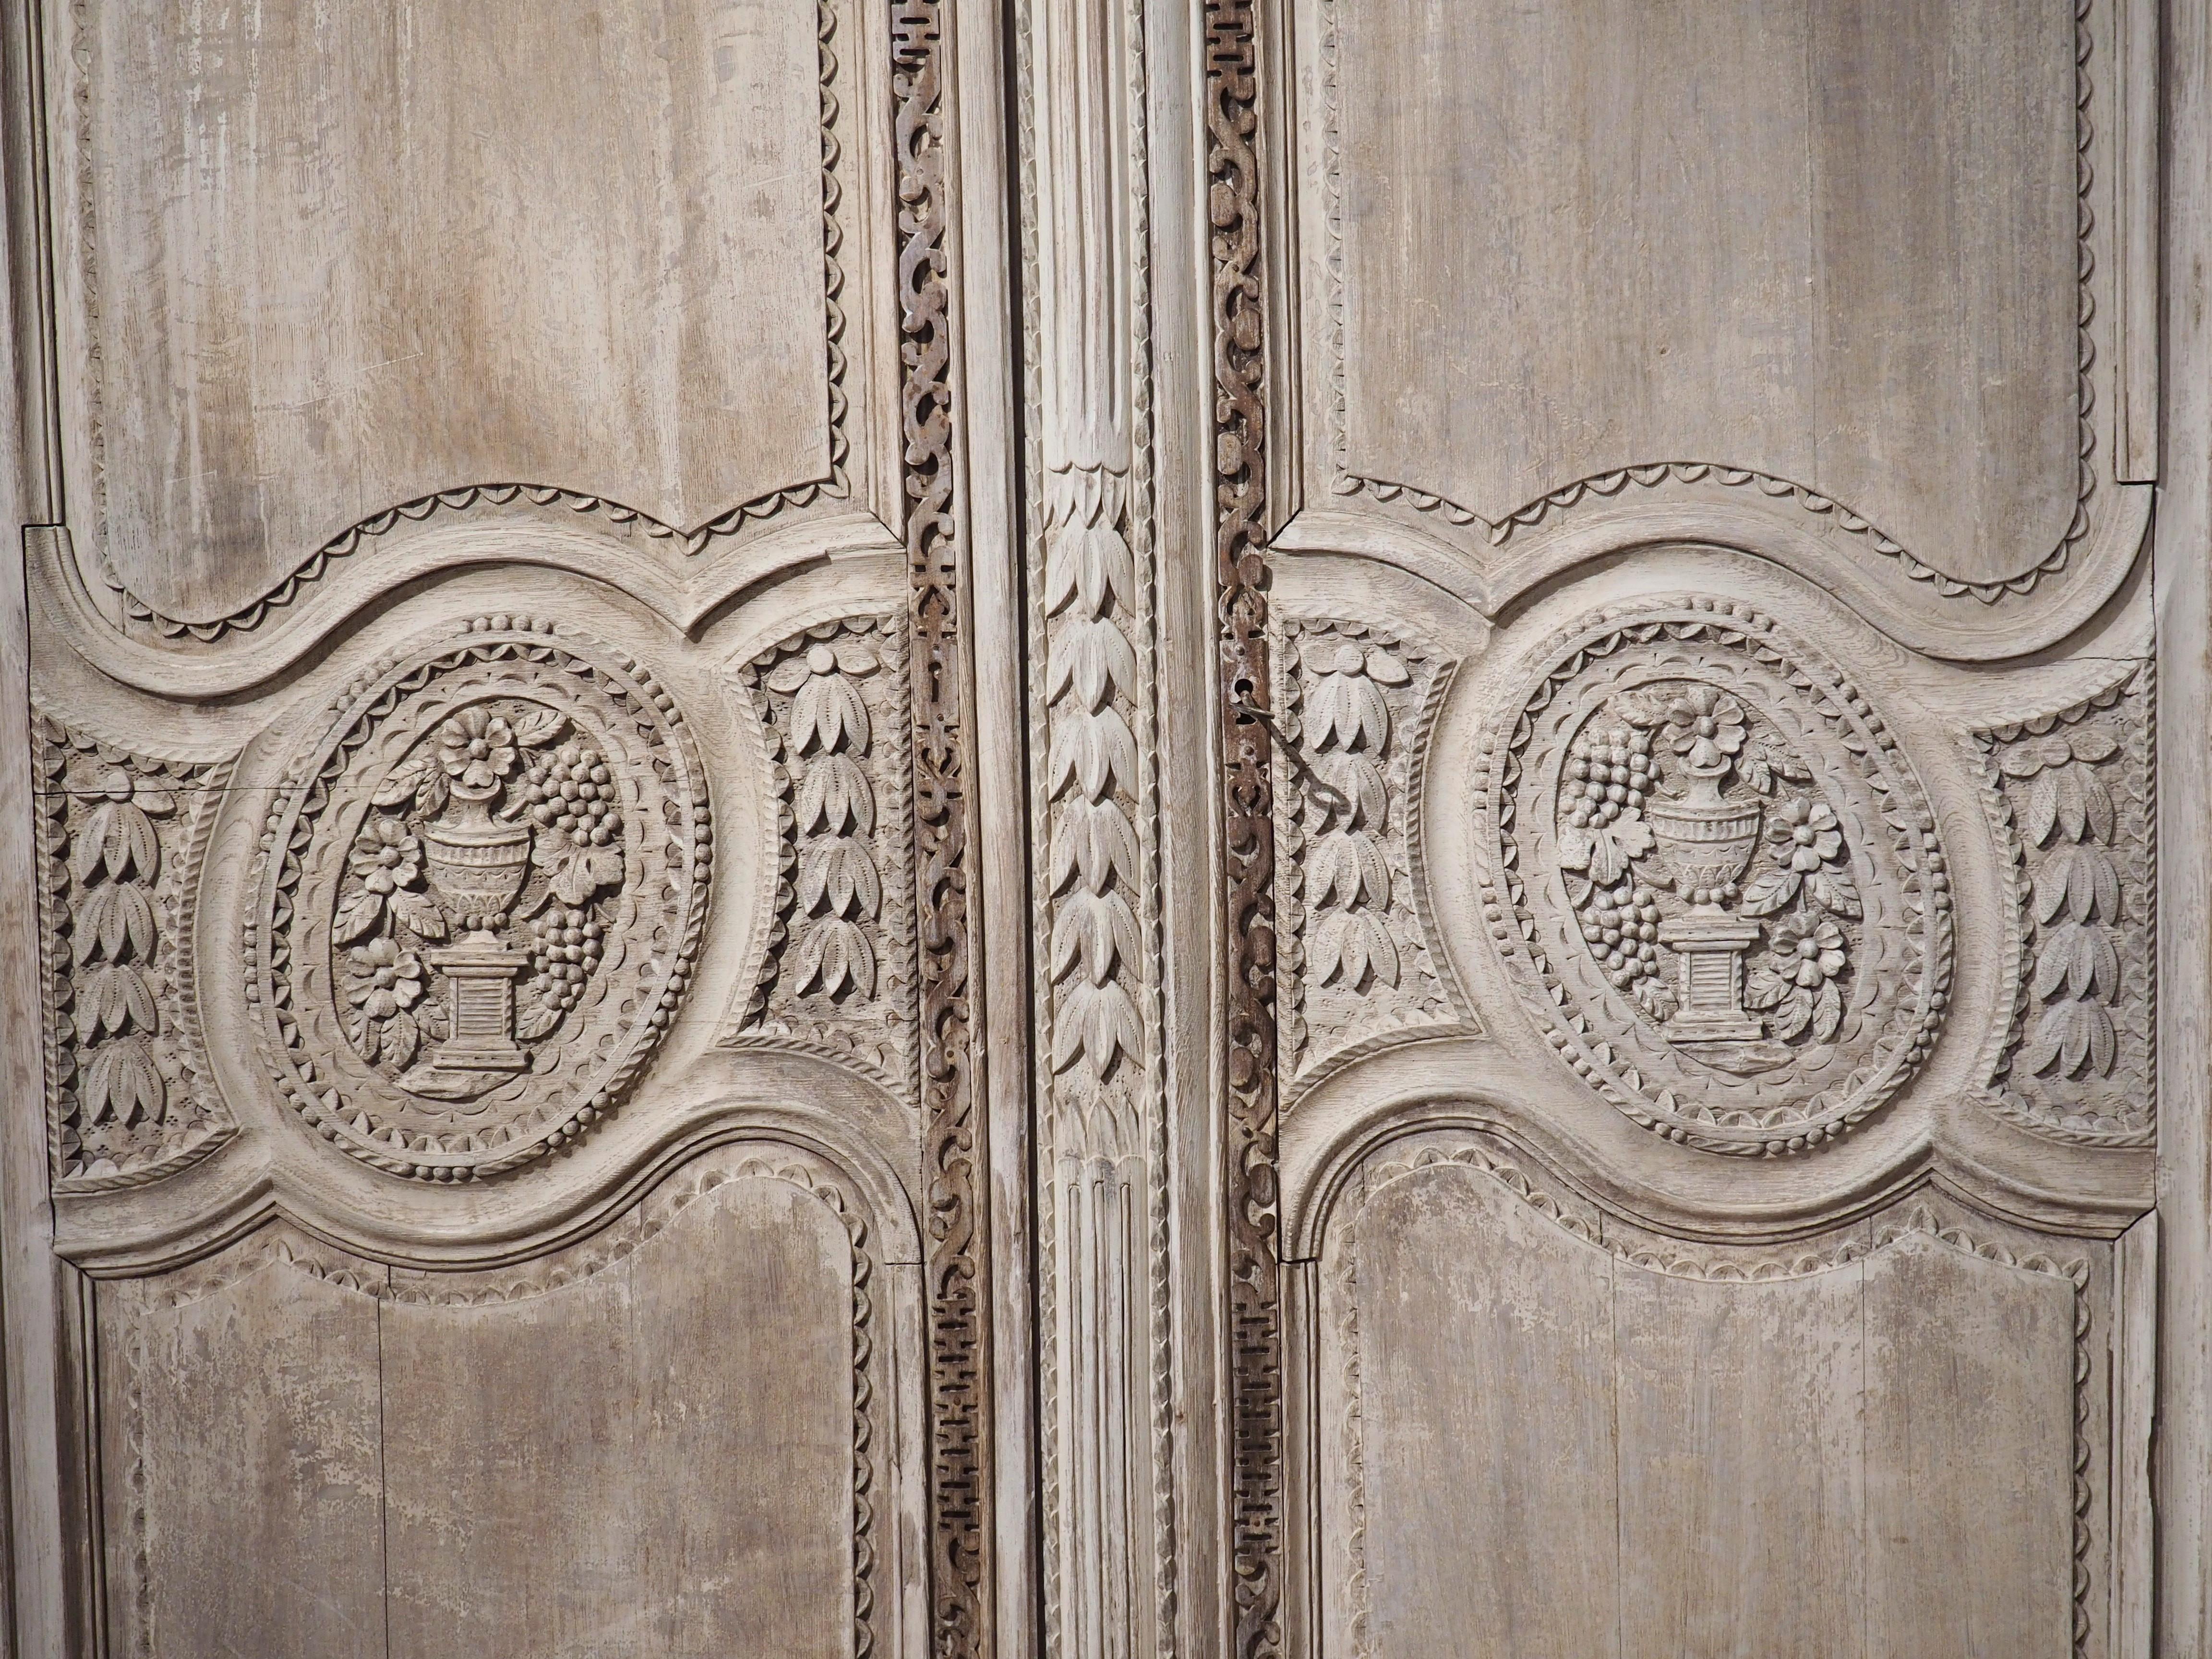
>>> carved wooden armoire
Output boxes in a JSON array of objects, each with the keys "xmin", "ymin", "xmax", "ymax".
[{"xmin": 5, "ymin": 0, "xmax": 2212, "ymax": 1654}]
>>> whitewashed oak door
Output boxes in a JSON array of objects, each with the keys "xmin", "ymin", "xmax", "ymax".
[{"xmin": 7, "ymin": 1, "xmax": 2212, "ymax": 1657}]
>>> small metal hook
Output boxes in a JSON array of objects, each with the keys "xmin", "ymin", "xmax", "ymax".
[{"xmin": 1230, "ymin": 693, "xmax": 1355, "ymax": 819}]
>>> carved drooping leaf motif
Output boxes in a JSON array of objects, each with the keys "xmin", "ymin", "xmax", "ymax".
[
  {"xmin": 248, "ymin": 617, "xmax": 711, "ymax": 1181},
  {"xmin": 1276, "ymin": 620, "xmax": 1465, "ymax": 1084},
  {"xmin": 34, "ymin": 722, "xmax": 234, "ymax": 1188},
  {"xmin": 1980, "ymin": 670, "xmax": 2153, "ymax": 1142},
  {"xmin": 724, "ymin": 617, "xmax": 915, "ymax": 1091},
  {"xmin": 1479, "ymin": 599, "xmax": 1952, "ymax": 1156}
]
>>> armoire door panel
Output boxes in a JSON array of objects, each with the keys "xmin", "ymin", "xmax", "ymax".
[{"xmin": 6, "ymin": 0, "xmax": 2205, "ymax": 1651}]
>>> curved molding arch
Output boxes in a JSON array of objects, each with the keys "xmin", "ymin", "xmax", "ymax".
[
  {"xmin": 26, "ymin": 510, "xmax": 902, "ymax": 704},
  {"xmin": 52, "ymin": 1069, "xmax": 929, "ymax": 1277},
  {"xmin": 1274, "ymin": 479, "xmax": 2152, "ymax": 665},
  {"xmin": 1279, "ymin": 1038, "xmax": 2151, "ymax": 1261}
]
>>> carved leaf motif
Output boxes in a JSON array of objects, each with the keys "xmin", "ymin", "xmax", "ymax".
[
  {"xmin": 1740, "ymin": 869, "xmax": 1803, "ymax": 918},
  {"xmin": 2000, "ymin": 733, "xmax": 2074, "ymax": 779},
  {"xmin": 1307, "ymin": 832, "xmax": 1390, "ymax": 910},
  {"xmin": 73, "ymin": 883, "xmax": 157, "ymax": 964},
  {"xmin": 1050, "ymin": 799, "xmax": 1141, "ymax": 895},
  {"xmin": 508, "ymin": 707, "xmax": 566, "ymax": 747},
  {"xmin": 796, "ymin": 754, "xmax": 876, "ymax": 836},
  {"xmin": 373, "ymin": 760, "xmax": 426, "ymax": 809},
  {"xmin": 1805, "ymin": 868, "xmax": 1863, "ymax": 920},
  {"xmin": 390, "ymin": 890, "xmax": 448, "ymax": 940},
  {"xmin": 1308, "ymin": 673, "xmax": 1391, "ymax": 753},
  {"xmin": 75, "ymin": 801, "xmax": 160, "ymax": 884},
  {"xmin": 1314, "ymin": 754, "xmax": 1388, "ymax": 832},
  {"xmin": 1313, "ymin": 910, "xmax": 1400, "ymax": 990},
  {"xmin": 1745, "ymin": 965, "xmax": 1792, "ymax": 1010},
  {"xmin": 1050, "ymin": 890, "xmax": 1141, "ymax": 988},
  {"xmin": 799, "ymin": 839, "xmax": 882, "ymax": 920},
  {"xmin": 792, "ymin": 675, "xmax": 871, "ymax": 756},
  {"xmin": 2035, "ymin": 844, "xmax": 2121, "ymax": 924},
  {"xmin": 2078, "ymin": 769, "xmax": 2116, "ymax": 843},
  {"xmin": 83, "ymin": 964, "xmax": 158, "ymax": 1037},
  {"xmin": 1049, "ymin": 707, "xmax": 1138, "ymax": 802},
  {"xmin": 1052, "ymin": 978, "xmax": 1142, "ymax": 1075},
  {"xmin": 83, "ymin": 1039, "xmax": 164, "ymax": 1126},
  {"xmin": 2024, "ymin": 1000, "xmax": 2117, "ymax": 1078},
  {"xmin": 383, "ymin": 1010, "xmax": 422, "ymax": 1070},
  {"xmin": 1812, "ymin": 981, "xmax": 1843, "ymax": 1043},
  {"xmin": 549, "ymin": 848, "xmax": 624, "ymax": 908},
  {"xmin": 1045, "ymin": 521, "xmax": 1134, "ymax": 616},
  {"xmin": 2035, "ymin": 921, "xmax": 2120, "ymax": 1002},
  {"xmin": 1050, "ymin": 617, "xmax": 1137, "ymax": 712},
  {"xmin": 793, "ymin": 916, "xmax": 876, "ymax": 999},
  {"xmin": 1770, "ymin": 988, "xmax": 1815, "ymax": 1041},
  {"xmin": 1361, "ymin": 649, "xmax": 1410, "ymax": 686},
  {"xmin": 1587, "ymin": 816, "xmax": 1652, "ymax": 885},
  {"xmin": 2067, "ymin": 727, "xmax": 2121, "ymax": 765},
  {"xmin": 333, "ymin": 890, "xmax": 385, "ymax": 944}
]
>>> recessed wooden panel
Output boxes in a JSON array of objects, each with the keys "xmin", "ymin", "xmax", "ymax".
[
  {"xmin": 97, "ymin": 1240, "xmax": 388, "ymax": 1659},
  {"xmin": 381, "ymin": 1175, "xmax": 858, "ymax": 1659},
  {"xmin": 1864, "ymin": 1236, "xmax": 2076, "ymax": 1659},
  {"xmin": 1328, "ymin": 0, "xmax": 2080, "ymax": 585},
  {"xmin": 1322, "ymin": 1159, "xmax": 2089, "ymax": 1657},
  {"xmin": 78, "ymin": 0, "xmax": 831, "ymax": 623},
  {"xmin": 1614, "ymin": 1261, "xmax": 1867, "ymax": 1655},
  {"xmin": 1326, "ymin": 1164, "xmax": 1620, "ymax": 1656}
]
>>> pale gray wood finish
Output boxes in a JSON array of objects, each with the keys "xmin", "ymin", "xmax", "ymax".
[
  {"xmin": 65, "ymin": 0, "xmax": 835, "ymax": 625},
  {"xmin": 1321, "ymin": 1157, "xmax": 2094, "ymax": 1659},
  {"xmin": 1334, "ymin": 0, "xmax": 2077, "ymax": 584},
  {"xmin": 0, "ymin": 0, "xmax": 2200, "ymax": 1652},
  {"xmin": 382, "ymin": 1175, "xmax": 858, "ymax": 1659},
  {"xmin": 97, "ymin": 1235, "xmax": 388, "ymax": 1659}
]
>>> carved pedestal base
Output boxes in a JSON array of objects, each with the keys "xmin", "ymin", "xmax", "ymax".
[
  {"xmin": 1657, "ymin": 914, "xmax": 1763, "ymax": 1043},
  {"xmin": 428, "ymin": 935, "xmax": 527, "ymax": 1073}
]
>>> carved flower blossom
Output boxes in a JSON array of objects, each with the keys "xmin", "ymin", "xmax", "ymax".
[
  {"xmin": 348, "ymin": 936, "xmax": 424, "ymax": 1019},
  {"xmin": 436, "ymin": 709, "xmax": 519, "ymax": 793},
  {"xmin": 1767, "ymin": 795, "xmax": 1843, "ymax": 871},
  {"xmin": 1769, "ymin": 913, "xmax": 1847, "ymax": 988},
  {"xmin": 1662, "ymin": 687, "xmax": 1747, "ymax": 771},
  {"xmin": 348, "ymin": 817, "xmax": 421, "ymax": 894}
]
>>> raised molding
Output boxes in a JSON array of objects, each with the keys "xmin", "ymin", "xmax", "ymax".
[{"xmin": 1278, "ymin": 0, "xmax": 2156, "ymax": 664}]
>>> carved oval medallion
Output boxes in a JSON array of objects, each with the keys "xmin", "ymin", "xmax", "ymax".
[
  {"xmin": 1477, "ymin": 598, "xmax": 1952, "ymax": 1154},
  {"xmin": 248, "ymin": 616, "xmax": 711, "ymax": 1179}
]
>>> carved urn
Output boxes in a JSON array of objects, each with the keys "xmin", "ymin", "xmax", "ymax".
[{"xmin": 420, "ymin": 797, "xmax": 531, "ymax": 927}]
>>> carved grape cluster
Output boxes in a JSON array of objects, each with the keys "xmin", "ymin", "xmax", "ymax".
[
  {"xmin": 529, "ymin": 906, "xmax": 606, "ymax": 1018},
  {"xmin": 1579, "ymin": 880, "xmax": 1664, "ymax": 991},
  {"xmin": 1562, "ymin": 721, "xmax": 1650, "ymax": 831},
  {"xmin": 522, "ymin": 742, "xmax": 619, "ymax": 850}
]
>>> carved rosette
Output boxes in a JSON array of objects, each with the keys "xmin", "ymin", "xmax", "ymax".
[
  {"xmin": 1478, "ymin": 599, "xmax": 1953, "ymax": 1154},
  {"xmin": 33, "ymin": 722, "xmax": 234, "ymax": 1188},
  {"xmin": 1978, "ymin": 667, "xmax": 2155, "ymax": 1144},
  {"xmin": 1276, "ymin": 619, "xmax": 1463, "ymax": 1084},
  {"xmin": 724, "ymin": 616, "xmax": 916, "ymax": 1091},
  {"xmin": 247, "ymin": 616, "xmax": 711, "ymax": 1180}
]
